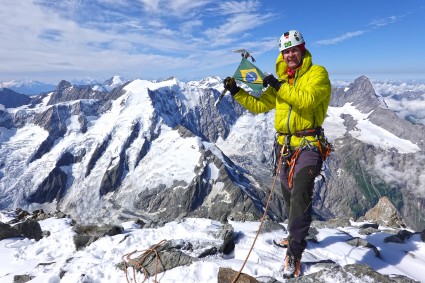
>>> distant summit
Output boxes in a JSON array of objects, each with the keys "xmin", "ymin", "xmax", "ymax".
[
  {"xmin": 47, "ymin": 80, "xmax": 109, "ymax": 105},
  {"xmin": 1, "ymin": 76, "xmax": 129, "ymax": 97},
  {"xmin": 330, "ymin": 75, "xmax": 388, "ymax": 111},
  {"xmin": 0, "ymin": 79, "xmax": 56, "ymax": 96},
  {"xmin": 68, "ymin": 75, "xmax": 128, "ymax": 92},
  {"xmin": 102, "ymin": 75, "xmax": 128, "ymax": 91}
]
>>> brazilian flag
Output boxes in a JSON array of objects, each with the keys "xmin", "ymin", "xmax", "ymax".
[{"xmin": 232, "ymin": 57, "xmax": 265, "ymax": 92}]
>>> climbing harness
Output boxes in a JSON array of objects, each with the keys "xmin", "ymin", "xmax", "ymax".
[{"xmin": 273, "ymin": 127, "xmax": 333, "ymax": 189}]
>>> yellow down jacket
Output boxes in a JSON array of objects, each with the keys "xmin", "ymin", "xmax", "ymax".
[{"xmin": 233, "ymin": 50, "xmax": 331, "ymax": 148}]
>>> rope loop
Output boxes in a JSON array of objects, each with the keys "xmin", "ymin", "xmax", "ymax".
[{"xmin": 122, "ymin": 239, "xmax": 168, "ymax": 283}]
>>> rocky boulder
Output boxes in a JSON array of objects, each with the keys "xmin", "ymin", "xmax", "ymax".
[
  {"xmin": 217, "ymin": 267, "xmax": 261, "ymax": 283},
  {"xmin": 13, "ymin": 275, "xmax": 35, "ymax": 283},
  {"xmin": 312, "ymin": 218, "xmax": 352, "ymax": 229},
  {"xmin": 0, "ymin": 222, "xmax": 21, "ymax": 240},
  {"xmin": 346, "ymin": 237, "xmax": 381, "ymax": 258},
  {"xmin": 14, "ymin": 220, "xmax": 43, "ymax": 241},
  {"xmin": 364, "ymin": 196, "xmax": 405, "ymax": 228},
  {"xmin": 290, "ymin": 263, "xmax": 419, "ymax": 283},
  {"xmin": 117, "ymin": 240, "xmax": 195, "ymax": 277},
  {"xmin": 0, "ymin": 220, "xmax": 43, "ymax": 241},
  {"xmin": 72, "ymin": 224, "xmax": 124, "ymax": 250},
  {"xmin": 384, "ymin": 230, "xmax": 414, "ymax": 244}
]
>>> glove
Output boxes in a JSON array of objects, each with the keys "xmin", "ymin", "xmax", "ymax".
[
  {"xmin": 263, "ymin": 74, "xmax": 282, "ymax": 91},
  {"xmin": 223, "ymin": 77, "xmax": 240, "ymax": 96}
]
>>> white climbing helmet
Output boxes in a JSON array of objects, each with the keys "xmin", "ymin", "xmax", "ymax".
[{"xmin": 279, "ymin": 30, "xmax": 305, "ymax": 52}]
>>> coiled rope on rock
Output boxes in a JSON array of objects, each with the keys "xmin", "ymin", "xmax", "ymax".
[{"xmin": 122, "ymin": 239, "xmax": 167, "ymax": 283}]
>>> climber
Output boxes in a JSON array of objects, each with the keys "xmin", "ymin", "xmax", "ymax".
[{"xmin": 223, "ymin": 29, "xmax": 331, "ymax": 278}]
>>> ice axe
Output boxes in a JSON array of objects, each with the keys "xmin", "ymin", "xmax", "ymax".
[{"xmin": 214, "ymin": 87, "xmax": 228, "ymax": 107}]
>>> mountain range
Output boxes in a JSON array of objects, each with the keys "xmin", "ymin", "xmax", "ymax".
[
  {"xmin": 0, "ymin": 75, "xmax": 424, "ymax": 231},
  {"xmin": 0, "ymin": 79, "xmax": 57, "ymax": 96},
  {"xmin": 0, "ymin": 76, "xmax": 127, "ymax": 97}
]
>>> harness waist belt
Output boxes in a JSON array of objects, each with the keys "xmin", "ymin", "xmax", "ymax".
[{"xmin": 278, "ymin": 127, "xmax": 323, "ymax": 138}]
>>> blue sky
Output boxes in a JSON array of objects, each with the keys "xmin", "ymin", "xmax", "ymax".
[{"xmin": 0, "ymin": 0, "xmax": 424, "ymax": 84}]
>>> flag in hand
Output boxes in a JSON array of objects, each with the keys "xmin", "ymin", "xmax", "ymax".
[{"xmin": 232, "ymin": 57, "xmax": 265, "ymax": 92}]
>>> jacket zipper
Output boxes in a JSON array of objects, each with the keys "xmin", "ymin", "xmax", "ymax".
[
  {"xmin": 286, "ymin": 105, "xmax": 292, "ymax": 134},
  {"xmin": 286, "ymin": 71, "xmax": 299, "ymax": 134}
]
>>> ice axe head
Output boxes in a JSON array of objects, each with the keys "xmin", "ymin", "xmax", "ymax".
[{"xmin": 232, "ymin": 49, "xmax": 256, "ymax": 62}]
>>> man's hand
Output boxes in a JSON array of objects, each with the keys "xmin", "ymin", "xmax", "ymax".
[
  {"xmin": 223, "ymin": 77, "xmax": 240, "ymax": 96},
  {"xmin": 263, "ymin": 74, "xmax": 282, "ymax": 91}
]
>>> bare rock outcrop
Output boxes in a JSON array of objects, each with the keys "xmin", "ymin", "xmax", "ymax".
[{"xmin": 364, "ymin": 196, "xmax": 405, "ymax": 228}]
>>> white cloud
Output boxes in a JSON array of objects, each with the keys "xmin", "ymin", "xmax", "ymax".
[
  {"xmin": 373, "ymin": 155, "xmax": 406, "ymax": 186},
  {"xmin": 369, "ymin": 15, "xmax": 402, "ymax": 28},
  {"xmin": 0, "ymin": 0, "xmax": 276, "ymax": 82},
  {"xmin": 204, "ymin": 12, "xmax": 273, "ymax": 46},
  {"xmin": 313, "ymin": 11, "xmax": 409, "ymax": 47},
  {"xmin": 314, "ymin": 30, "xmax": 367, "ymax": 46},
  {"xmin": 140, "ymin": 0, "xmax": 161, "ymax": 12},
  {"xmin": 180, "ymin": 20, "xmax": 203, "ymax": 36},
  {"xmin": 384, "ymin": 99, "xmax": 425, "ymax": 126},
  {"xmin": 372, "ymin": 81, "xmax": 425, "ymax": 125},
  {"xmin": 374, "ymin": 153, "xmax": 425, "ymax": 198},
  {"xmin": 167, "ymin": 0, "xmax": 212, "ymax": 16},
  {"xmin": 138, "ymin": 0, "xmax": 213, "ymax": 17},
  {"xmin": 373, "ymin": 81, "xmax": 425, "ymax": 95},
  {"xmin": 215, "ymin": 0, "xmax": 260, "ymax": 15}
]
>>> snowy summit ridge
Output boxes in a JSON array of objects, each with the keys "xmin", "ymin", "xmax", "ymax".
[{"xmin": 1, "ymin": 208, "xmax": 424, "ymax": 283}]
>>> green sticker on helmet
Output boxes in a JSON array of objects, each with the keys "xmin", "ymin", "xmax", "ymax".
[{"xmin": 284, "ymin": 42, "xmax": 292, "ymax": 48}]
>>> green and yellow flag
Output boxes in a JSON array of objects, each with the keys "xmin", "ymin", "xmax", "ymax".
[{"xmin": 232, "ymin": 57, "xmax": 265, "ymax": 92}]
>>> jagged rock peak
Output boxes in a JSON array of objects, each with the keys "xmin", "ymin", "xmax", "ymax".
[
  {"xmin": 352, "ymin": 75, "xmax": 372, "ymax": 85},
  {"xmin": 330, "ymin": 75, "xmax": 387, "ymax": 111},
  {"xmin": 349, "ymin": 75, "xmax": 388, "ymax": 110},
  {"xmin": 364, "ymin": 196, "xmax": 405, "ymax": 228},
  {"xmin": 56, "ymin": 80, "xmax": 72, "ymax": 92}
]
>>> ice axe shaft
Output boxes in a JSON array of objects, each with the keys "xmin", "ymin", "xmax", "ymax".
[{"xmin": 214, "ymin": 88, "xmax": 228, "ymax": 107}]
